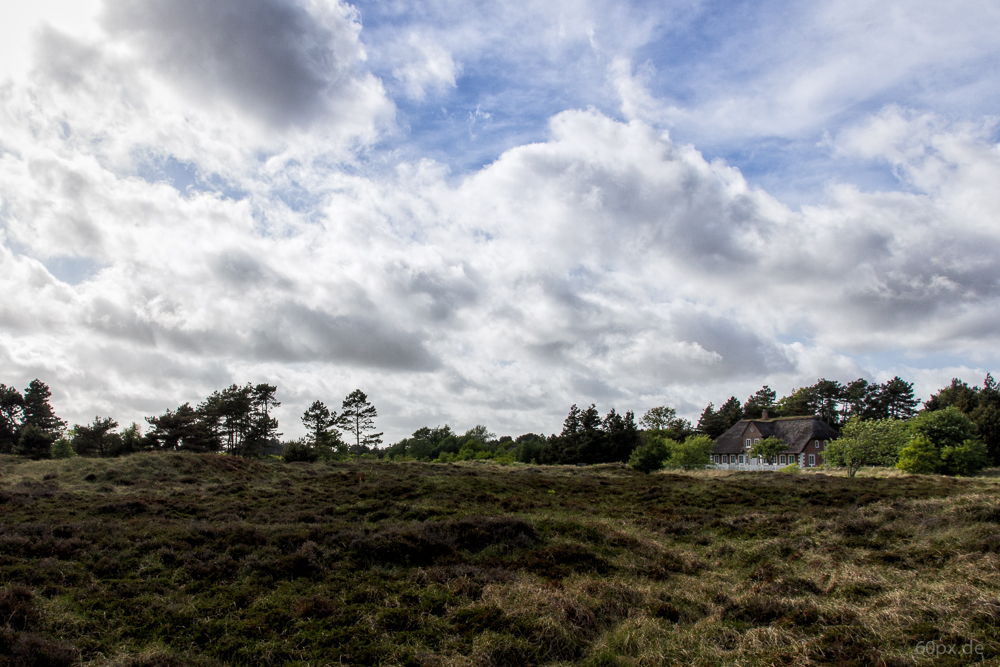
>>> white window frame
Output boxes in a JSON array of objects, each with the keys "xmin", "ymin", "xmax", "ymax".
[
  {"xmin": 808, "ymin": 454, "xmax": 816, "ymax": 466},
  {"xmin": 815, "ymin": 440, "xmax": 820, "ymax": 449}
]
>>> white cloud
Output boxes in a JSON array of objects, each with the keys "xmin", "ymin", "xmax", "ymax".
[
  {"xmin": 391, "ymin": 33, "xmax": 459, "ymax": 100},
  {"xmin": 0, "ymin": 1, "xmax": 998, "ymax": 441}
]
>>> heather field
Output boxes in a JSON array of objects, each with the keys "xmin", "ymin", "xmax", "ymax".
[{"xmin": 0, "ymin": 453, "xmax": 998, "ymax": 666}]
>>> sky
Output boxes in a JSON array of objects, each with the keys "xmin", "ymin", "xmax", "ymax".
[{"xmin": 1, "ymin": 0, "xmax": 999, "ymax": 442}]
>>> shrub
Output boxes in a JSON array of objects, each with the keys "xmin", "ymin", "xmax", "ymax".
[
  {"xmin": 0, "ymin": 585, "xmax": 37, "ymax": 631},
  {"xmin": 896, "ymin": 435, "xmax": 940, "ymax": 474},
  {"xmin": 940, "ymin": 439, "xmax": 990, "ymax": 476},
  {"xmin": 666, "ymin": 434, "xmax": 714, "ymax": 469},
  {"xmin": 908, "ymin": 406, "xmax": 977, "ymax": 449},
  {"xmin": 628, "ymin": 438, "xmax": 671, "ymax": 474},
  {"xmin": 51, "ymin": 437, "xmax": 76, "ymax": 459},
  {"xmin": 824, "ymin": 417, "xmax": 908, "ymax": 476},
  {"xmin": 14, "ymin": 424, "xmax": 54, "ymax": 460},
  {"xmin": 779, "ymin": 463, "xmax": 801, "ymax": 473},
  {"xmin": 283, "ymin": 441, "xmax": 319, "ymax": 463},
  {"xmin": 896, "ymin": 432, "xmax": 990, "ymax": 476}
]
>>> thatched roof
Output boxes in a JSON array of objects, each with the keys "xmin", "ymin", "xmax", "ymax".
[{"xmin": 712, "ymin": 416, "xmax": 839, "ymax": 455}]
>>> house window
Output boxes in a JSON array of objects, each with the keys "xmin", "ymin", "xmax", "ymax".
[
  {"xmin": 779, "ymin": 454, "xmax": 786, "ymax": 464},
  {"xmin": 730, "ymin": 455, "xmax": 736, "ymax": 464},
  {"xmin": 739, "ymin": 455, "xmax": 744, "ymax": 464},
  {"xmin": 745, "ymin": 438, "xmax": 751, "ymax": 448},
  {"xmin": 808, "ymin": 454, "xmax": 816, "ymax": 466},
  {"xmin": 754, "ymin": 438, "xmax": 760, "ymax": 444},
  {"xmin": 815, "ymin": 441, "xmax": 820, "ymax": 448}
]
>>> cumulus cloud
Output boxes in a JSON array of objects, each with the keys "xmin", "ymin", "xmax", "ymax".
[{"xmin": 1, "ymin": 1, "xmax": 999, "ymax": 440}]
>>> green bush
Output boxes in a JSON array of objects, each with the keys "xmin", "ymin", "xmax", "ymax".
[
  {"xmin": 14, "ymin": 424, "xmax": 54, "ymax": 460},
  {"xmin": 897, "ymin": 431, "xmax": 990, "ymax": 477},
  {"xmin": 779, "ymin": 463, "xmax": 801, "ymax": 473},
  {"xmin": 51, "ymin": 437, "xmax": 76, "ymax": 459},
  {"xmin": 896, "ymin": 435, "xmax": 940, "ymax": 474},
  {"xmin": 940, "ymin": 439, "xmax": 990, "ymax": 476},
  {"xmin": 628, "ymin": 438, "xmax": 671, "ymax": 474},
  {"xmin": 665, "ymin": 435, "xmax": 714, "ymax": 470},
  {"xmin": 824, "ymin": 417, "xmax": 909, "ymax": 476},
  {"xmin": 908, "ymin": 407, "xmax": 977, "ymax": 450},
  {"xmin": 283, "ymin": 441, "xmax": 319, "ymax": 463}
]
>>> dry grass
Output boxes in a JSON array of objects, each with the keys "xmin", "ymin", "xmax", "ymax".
[{"xmin": 0, "ymin": 453, "xmax": 998, "ymax": 665}]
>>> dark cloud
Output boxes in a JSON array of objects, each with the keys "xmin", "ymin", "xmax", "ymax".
[
  {"xmin": 85, "ymin": 297, "xmax": 157, "ymax": 344},
  {"xmin": 251, "ymin": 303, "xmax": 439, "ymax": 371},
  {"xmin": 33, "ymin": 27, "xmax": 103, "ymax": 90},
  {"xmin": 102, "ymin": 0, "xmax": 362, "ymax": 127},
  {"xmin": 402, "ymin": 267, "xmax": 479, "ymax": 322},
  {"xmin": 212, "ymin": 249, "xmax": 293, "ymax": 289},
  {"xmin": 670, "ymin": 309, "xmax": 794, "ymax": 379}
]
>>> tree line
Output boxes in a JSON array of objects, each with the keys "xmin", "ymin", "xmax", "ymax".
[
  {"xmin": 2, "ymin": 373, "xmax": 998, "ymax": 477},
  {"xmin": 824, "ymin": 374, "xmax": 1000, "ymax": 476},
  {"xmin": 696, "ymin": 376, "xmax": 920, "ymax": 438},
  {"xmin": 0, "ymin": 379, "xmax": 382, "ymax": 461}
]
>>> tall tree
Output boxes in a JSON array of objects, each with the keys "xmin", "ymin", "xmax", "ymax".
[
  {"xmin": 811, "ymin": 379, "xmax": 843, "ymax": 426},
  {"xmin": 924, "ymin": 378, "xmax": 979, "ymax": 413},
  {"xmin": 340, "ymin": 389, "xmax": 382, "ymax": 455},
  {"xmin": 22, "ymin": 379, "xmax": 66, "ymax": 434},
  {"xmin": 542, "ymin": 404, "xmax": 639, "ymax": 464},
  {"xmin": 640, "ymin": 406, "xmax": 678, "ymax": 430},
  {"xmin": 640, "ymin": 406, "xmax": 694, "ymax": 441},
  {"xmin": 718, "ymin": 396, "xmax": 743, "ymax": 428},
  {"xmin": 0, "ymin": 384, "xmax": 24, "ymax": 454},
  {"xmin": 877, "ymin": 376, "xmax": 919, "ymax": 420},
  {"xmin": 602, "ymin": 408, "xmax": 641, "ymax": 463},
  {"xmin": 774, "ymin": 386, "xmax": 817, "ymax": 418},
  {"xmin": 696, "ymin": 403, "xmax": 726, "ymax": 439},
  {"xmin": 743, "ymin": 386, "xmax": 777, "ymax": 420},
  {"xmin": 71, "ymin": 416, "xmax": 119, "ymax": 457},
  {"xmin": 301, "ymin": 400, "xmax": 344, "ymax": 454},
  {"xmin": 843, "ymin": 379, "xmax": 880, "ymax": 421},
  {"xmin": 970, "ymin": 375, "xmax": 1000, "ymax": 464},
  {"xmin": 145, "ymin": 404, "xmax": 217, "ymax": 452}
]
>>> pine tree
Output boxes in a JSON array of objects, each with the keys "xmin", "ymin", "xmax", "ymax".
[
  {"xmin": 302, "ymin": 400, "xmax": 345, "ymax": 456},
  {"xmin": 22, "ymin": 380, "xmax": 66, "ymax": 434},
  {"xmin": 340, "ymin": 389, "xmax": 382, "ymax": 456},
  {"xmin": 878, "ymin": 376, "xmax": 918, "ymax": 420},
  {"xmin": 743, "ymin": 386, "xmax": 776, "ymax": 419},
  {"xmin": 0, "ymin": 384, "xmax": 24, "ymax": 454},
  {"xmin": 71, "ymin": 416, "xmax": 119, "ymax": 457},
  {"xmin": 15, "ymin": 423, "xmax": 54, "ymax": 460}
]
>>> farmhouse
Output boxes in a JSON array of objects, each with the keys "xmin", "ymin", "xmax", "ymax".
[{"xmin": 711, "ymin": 413, "xmax": 839, "ymax": 468}]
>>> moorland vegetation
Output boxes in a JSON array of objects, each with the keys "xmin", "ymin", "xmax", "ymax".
[
  {"xmin": 0, "ymin": 375, "xmax": 999, "ymax": 665},
  {"xmin": 0, "ymin": 453, "xmax": 998, "ymax": 666}
]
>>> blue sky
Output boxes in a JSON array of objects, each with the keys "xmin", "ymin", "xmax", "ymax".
[{"xmin": 1, "ymin": 0, "xmax": 999, "ymax": 440}]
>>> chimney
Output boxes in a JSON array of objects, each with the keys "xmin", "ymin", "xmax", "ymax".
[{"xmin": 761, "ymin": 409, "xmax": 769, "ymax": 421}]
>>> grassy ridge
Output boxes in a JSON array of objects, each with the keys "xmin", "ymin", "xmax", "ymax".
[{"xmin": 0, "ymin": 454, "xmax": 998, "ymax": 666}]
